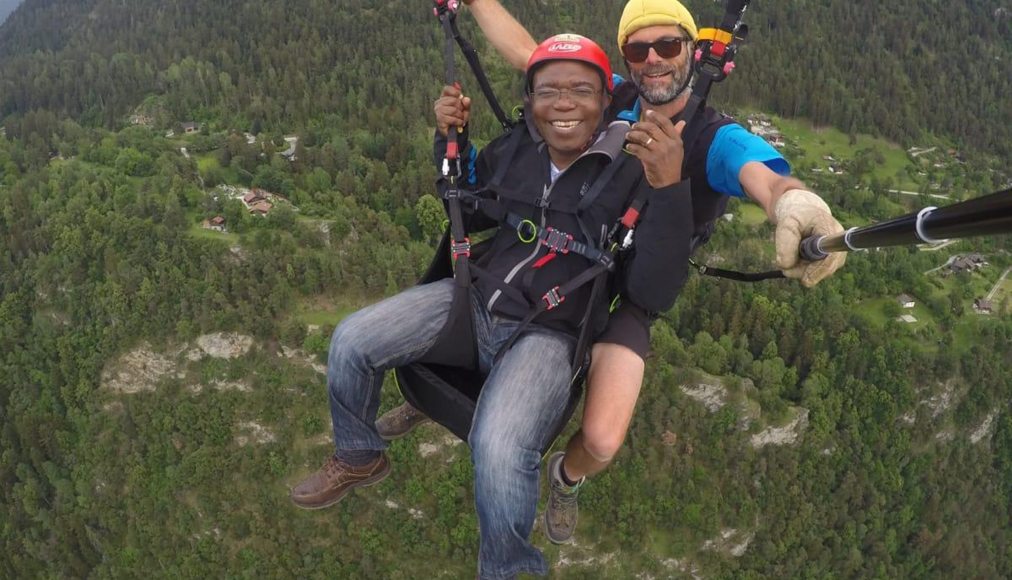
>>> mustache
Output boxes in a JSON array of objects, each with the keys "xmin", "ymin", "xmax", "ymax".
[{"xmin": 638, "ymin": 65, "xmax": 677, "ymax": 76}]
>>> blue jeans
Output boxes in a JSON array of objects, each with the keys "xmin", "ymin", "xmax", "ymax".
[{"xmin": 326, "ymin": 278, "xmax": 575, "ymax": 579}]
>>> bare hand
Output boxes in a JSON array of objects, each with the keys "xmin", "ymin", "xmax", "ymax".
[
  {"xmin": 434, "ymin": 84, "xmax": 472, "ymax": 137},
  {"xmin": 625, "ymin": 110, "xmax": 686, "ymax": 189}
]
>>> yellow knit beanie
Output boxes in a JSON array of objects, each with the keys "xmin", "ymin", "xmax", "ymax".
[{"xmin": 617, "ymin": 0, "xmax": 699, "ymax": 49}]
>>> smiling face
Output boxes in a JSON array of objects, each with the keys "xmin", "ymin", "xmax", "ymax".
[
  {"xmin": 624, "ymin": 24, "xmax": 692, "ymax": 107},
  {"xmin": 529, "ymin": 60, "xmax": 610, "ymax": 170}
]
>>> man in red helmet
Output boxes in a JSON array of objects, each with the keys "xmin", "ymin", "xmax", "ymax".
[
  {"xmin": 377, "ymin": 0, "xmax": 848, "ymax": 549},
  {"xmin": 291, "ymin": 34, "xmax": 694, "ymax": 578}
]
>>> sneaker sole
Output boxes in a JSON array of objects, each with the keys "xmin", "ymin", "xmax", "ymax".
[{"xmin": 291, "ymin": 459, "xmax": 392, "ymax": 511}]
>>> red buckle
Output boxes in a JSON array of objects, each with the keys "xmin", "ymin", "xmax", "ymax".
[
  {"xmin": 541, "ymin": 227, "xmax": 573, "ymax": 254},
  {"xmin": 542, "ymin": 286, "xmax": 565, "ymax": 310},
  {"xmin": 451, "ymin": 237, "xmax": 471, "ymax": 260}
]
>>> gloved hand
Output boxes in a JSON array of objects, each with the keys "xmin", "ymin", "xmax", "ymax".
[{"xmin": 772, "ymin": 189, "xmax": 846, "ymax": 287}]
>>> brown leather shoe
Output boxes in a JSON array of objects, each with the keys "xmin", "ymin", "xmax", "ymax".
[
  {"xmin": 290, "ymin": 453, "xmax": 390, "ymax": 510},
  {"xmin": 375, "ymin": 402, "xmax": 431, "ymax": 440}
]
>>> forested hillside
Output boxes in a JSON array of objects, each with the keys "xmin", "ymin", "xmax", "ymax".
[
  {"xmin": 1, "ymin": 0, "xmax": 1010, "ymax": 157},
  {"xmin": 1, "ymin": 0, "xmax": 1010, "ymax": 578},
  {"xmin": 0, "ymin": 0, "xmax": 22, "ymax": 25}
]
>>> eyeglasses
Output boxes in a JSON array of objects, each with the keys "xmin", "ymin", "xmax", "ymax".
[
  {"xmin": 529, "ymin": 86, "xmax": 602, "ymax": 104},
  {"xmin": 621, "ymin": 37, "xmax": 692, "ymax": 63}
]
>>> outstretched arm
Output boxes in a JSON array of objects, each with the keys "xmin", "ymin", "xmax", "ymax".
[
  {"xmin": 739, "ymin": 162, "xmax": 846, "ymax": 287},
  {"xmin": 739, "ymin": 161, "xmax": 804, "ymax": 219},
  {"xmin": 464, "ymin": 0, "xmax": 538, "ymax": 70}
]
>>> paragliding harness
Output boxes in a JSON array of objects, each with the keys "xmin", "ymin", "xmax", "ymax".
[{"xmin": 394, "ymin": 0, "xmax": 755, "ymax": 451}]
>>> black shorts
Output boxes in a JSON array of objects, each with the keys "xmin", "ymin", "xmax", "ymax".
[{"xmin": 595, "ymin": 302, "xmax": 652, "ymax": 361}]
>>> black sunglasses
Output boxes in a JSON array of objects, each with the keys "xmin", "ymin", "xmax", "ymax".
[{"xmin": 621, "ymin": 37, "xmax": 692, "ymax": 63}]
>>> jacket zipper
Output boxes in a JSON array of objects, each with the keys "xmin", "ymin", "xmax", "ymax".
[
  {"xmin": 486, "ymin": 144, "xmax": 602, "ymax": 311},
  {"xmin": 486, "ymin": 181, "xmax": 552, "ymax": 311}
]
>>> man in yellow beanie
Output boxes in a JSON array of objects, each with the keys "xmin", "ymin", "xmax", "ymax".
[{"xmin": 376, "ymin": 0, "xmax": 847, "ymax": 547}]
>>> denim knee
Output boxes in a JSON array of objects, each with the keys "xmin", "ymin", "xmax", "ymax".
[
  {"xmin": 327, "ymin": 305, "xmax": 387, "ymax": 367},
  {"xmin": 470, "ymin": 423, "xmax": 538, "ymax": 480}
]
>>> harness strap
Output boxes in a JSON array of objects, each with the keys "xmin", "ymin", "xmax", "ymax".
[
  {"xmin": 571, "ymin": 270, "xmax": 609, "ymax": 372},
  {"xmin": 499, "ymin": 213, "xmax": 614, "ymax": 267},
  {"xmin": 469, "ymin": 263, "xmax": 530, "ymax": 305},
  {"xmin": 493, "ymin": 258, "xmax": 613, "ymax": 366},
  {"xmin": 439, "ymin": 5, "xmax": 513, "ymax": 130},
  {"xmin": 577, "ymin": 154, "xmax": 630, "ymax": 212},
  {"xmin": 572, "ymin": 153, "xmax": 631, "ymax": 247},
  {"xmin": 690, "ymin": 258, "xmax": 785, "ymax": 282}
]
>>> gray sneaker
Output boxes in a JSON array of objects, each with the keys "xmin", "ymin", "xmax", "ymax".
[
  {"xmin": 375, "ymin": 401, "xmax": 431, "ymax": 440},
  {"xmin": 544, "ymin": 452, "xmax": 583, "ymax": 544}
]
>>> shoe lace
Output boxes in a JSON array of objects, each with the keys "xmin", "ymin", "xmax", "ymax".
[
  {"xmin": 549, "ymin": 477, "xmax": 581, "ymax": 520},
  {"xmin": 324, "ymin": 456, "xmax": 345, "ymax": 477},
  {"xmin": 400, "ymin": 405, "xmax": 421, "ymax": 421}
]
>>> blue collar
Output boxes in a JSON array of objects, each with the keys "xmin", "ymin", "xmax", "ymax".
[{"xmin": 617, "ymin": 98, "xmax": 641, "ymax": 123}]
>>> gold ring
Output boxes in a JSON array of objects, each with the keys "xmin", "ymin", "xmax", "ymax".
[{"xmin": 645, "ymin": 137, "xmax": 654, "ymax": 146}]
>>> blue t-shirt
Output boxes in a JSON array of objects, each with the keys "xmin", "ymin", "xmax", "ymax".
[{"xmin": 612, "ymin": 74, "xmax": 789, "ymax": 198}]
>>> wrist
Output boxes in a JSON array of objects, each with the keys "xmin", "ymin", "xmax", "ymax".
[{"xmin": 772, "ymin": 189, "xmax": 832, "ymax": 224}]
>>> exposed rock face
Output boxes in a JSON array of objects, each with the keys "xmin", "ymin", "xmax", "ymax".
[
  {"xmin": 702, "ymin": 527, "xmax": 756, "ymax": 558},
  {"xmin": 101, "ymin": 334, "xmax": 334, "ymax": 401},
  {"xmin": 281, "ymin": 346, "xmax": 326, "ymax": 375},
  {"xmin": 194, "ymin": 332, "xmax": 254, "ymax": 359},
  {"xmin": 235, "ymin": 421, "xmax": 276, "ymax": 446},
  {"xmin": 417, "ymin": 435, "xmax": 462, "ymax": 461},
  {"xmin": 970, "ymin": 410, "xmax": 1000, "ymax": 444},
  {"xmin": 680, "ymin": 376, "xmax": 761, "ymax": 431},
  {"xmin": 101, "ymin": 345, "xmax": 180, "ymax": 393},
  {"xmin": 750, "ymin": 407, "xmax": 810, "ymax": 448},
  {"xmin": 680, "ymin": 381, "xmax": 728, "ymax": 412},
  {"xmin": 922, "ymin": 380, "xmax": 958, "ymax": 419},
  {"xmin": 188, "ymin": 380, "xmax": 251, "ymax": 394}
]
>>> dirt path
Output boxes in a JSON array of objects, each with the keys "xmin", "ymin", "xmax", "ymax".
[{"xmin": 985, "ymin": 267, "xmax": 1011, "ymax": 301}]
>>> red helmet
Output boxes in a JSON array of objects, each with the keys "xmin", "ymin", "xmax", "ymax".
[{"xmin": 525, "ymin": 34, "xmax": 614, "ymax": 94}]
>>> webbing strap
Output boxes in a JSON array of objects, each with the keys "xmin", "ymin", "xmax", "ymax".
[
  {"xmin": 437, "ymin": 12, "xmax": 461, "ymax": 164},
  {"xmin": 689, "ymin": 259, "xmax": 785, "ymax": 282},
  {"xmin": 471, "ymin": 263, "xmax": 530, "ymax": 305},
  {"xmin": 436, "ymin": 7, "xmax": 474, "ymax": 291},
  {"xmin": 577, "ymin": 153, "xmax": 630, "ymax": 212},
  {"xmin": 571, "ymin": 272, "xmax": 608, "ymax": 371},
  {"xmin": 500, "ymin": 213, "xmax": 614, "ymax": 267},
  {"xmin": 443, "ymin": 9, "xmax": 513, "ymax": 130},
  {"xmin": 493, "ymin": 259, "xmax": 612, "ymax": 365}
]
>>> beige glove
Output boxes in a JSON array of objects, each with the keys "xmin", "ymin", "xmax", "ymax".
[{"xmin": 772, "ymin": 189, "xmax": 846, "ymax": 287}]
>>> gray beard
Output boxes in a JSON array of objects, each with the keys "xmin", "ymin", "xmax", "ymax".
[{"xmin": 631, "ymin": 63, "xmax": 692, "ymax": 106}]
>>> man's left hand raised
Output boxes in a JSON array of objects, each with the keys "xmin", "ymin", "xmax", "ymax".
[{"xmin": 626, "ymin": 110, "xmax": 686, "ymax": 189}]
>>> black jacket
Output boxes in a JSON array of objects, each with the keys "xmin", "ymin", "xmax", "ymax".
[
  {"xmin": 435, "ymin": 116, "xmax": 694, "ymax": 340},
  {"xmin": 607, "ymin": 81, "xmax": 737, "ymax": 248}
]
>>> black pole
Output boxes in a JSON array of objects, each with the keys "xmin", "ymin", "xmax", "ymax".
[{"xmin": 802, "ymin": 187, "xmax": 1012, "ymax": 258}]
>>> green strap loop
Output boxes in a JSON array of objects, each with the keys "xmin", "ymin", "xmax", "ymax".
[
  {"xmin": 609, "ymin": 294, "xmax": 621, "ymax": 313},
  {"xmin": 517, "ymin": 219, "xmax": 537, "ymax": 243}
]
